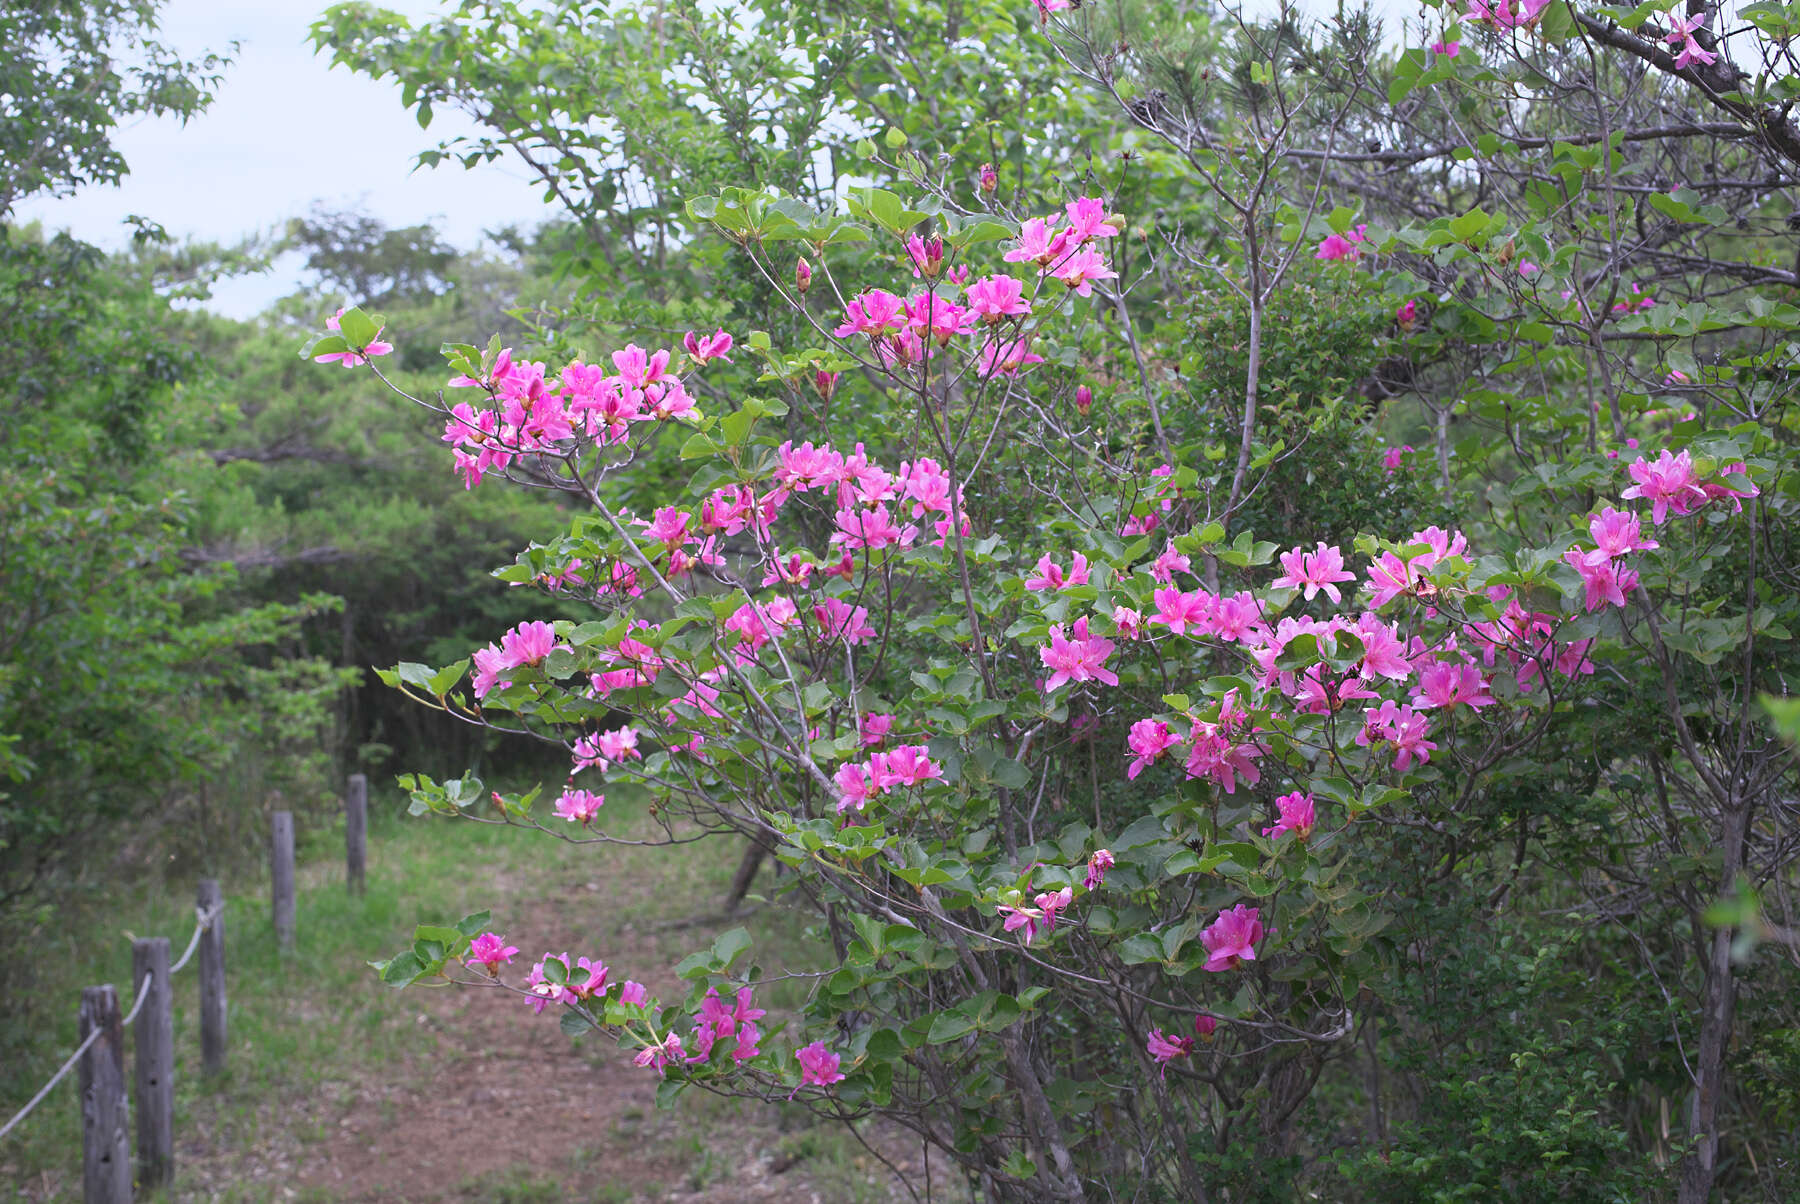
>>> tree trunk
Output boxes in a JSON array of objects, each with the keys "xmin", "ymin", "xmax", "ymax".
[
  {"xmin": 721, "ymin": 838, "xmax": 766, "ymax": 915},
  {"xmin": 1678, "ymin": 800, "xmax": 1750, "ymax": 1204}
]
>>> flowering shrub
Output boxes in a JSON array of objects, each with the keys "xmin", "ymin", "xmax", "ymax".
[
  {"xmin": 308, "ymin": 0, "xmax": 1800, "ymax": 1198},
  {"xmin": 317, "ymin": 163, "xmax": 1778, "ymax": 1195}
]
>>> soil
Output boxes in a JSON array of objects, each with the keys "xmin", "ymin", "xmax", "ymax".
[{"xmin": 171, "ymin": 877, "xmax": 960, "ymax": 1204}]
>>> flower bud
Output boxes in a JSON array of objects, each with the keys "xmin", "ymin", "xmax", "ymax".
[
  {"xmin": 979, "ymin": 162, "xmax": 998, "ymax": 194},
  {"xmin": 795, "ymin": 257, "xmax": 813, "ymax": 294},
  {"xmin": 813, "ymin": 369, "xmax": 840, "ymax": 401},
  {"xmin": 1075, "ymin": 385, "xmax": 1093, "ymax": 416},
  {"xmin": 908, "ymin": 234, "xmax": 944, "ymax": 280},
  {"xmin": 1194, "ymin": 1014, "xmax": 1218, "ymax": 1041}
]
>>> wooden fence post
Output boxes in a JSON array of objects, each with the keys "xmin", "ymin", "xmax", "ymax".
[
  {"xmin": 197, "ymin": 879, "xmax": 227, "ymax": 1075},
  {"xmin": 78, "ymin": 985, "xmax": 131, "ymax": 1204},
  {"xmin": 345, "ymin": 773, "xmax": 368, "ymax": 895},
  {"xmin": 271, "ymin": 811, "xmax": 295, "ymax": 949},
  {"xmin": 131, "ymin": 938, "xmax": 173, "ymax": 1188}
]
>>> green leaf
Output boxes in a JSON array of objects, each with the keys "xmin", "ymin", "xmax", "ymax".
[
  {"xmin": 928, "ymin": 1011, "xmax": 977, "ymax": 1044},
  {"xmin": 713, "ymin": 926, "xmax": 753, "ymax": 971}
]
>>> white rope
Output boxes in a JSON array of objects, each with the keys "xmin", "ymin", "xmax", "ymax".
[
  {"xmin": 170, "ymin": 903, "xmax": 220, "ymax": 976},
  {"xmin": 0, "ymin": 1026, "xmax": 104, "ymax": 1143},
  {"xmin": 0, "ymin": 902, "xmax": 222, "ymax": 1143}
]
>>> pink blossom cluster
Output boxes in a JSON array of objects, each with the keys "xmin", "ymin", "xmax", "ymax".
[
  {"xmin": 834, "ymin": 744, "xmax": 945, "ymax": 814},
  {"xmin": 442, "ymin": 338, "xmax": 720, "ymax": 488},
  {"xmin": 1464, "ymin": 0, "xmax": 1549, "ymax": 29},
  {"xmin": 685, "ymin": 986, "xmax": 765, "ymax": 1065},
  {"xmin": 471, "ymin": 620, "xmax": 566, "ymax": 699},
  {"xmin": 1315, "ymin": 224, "xmax": 1369, "ymax": 262},
  {"xmin": 1620, "ymin": 450, "xmax": 1755, "ymax": 525},
  {"xmin": 1664, "ymin": 13, "xmax": 1718, "ymax": 69},
  {"xmin": 524, "ymin": 952, "xmax": 611, "ymax": 1015},
  {"xmin": 999, "ymin": 886, "xmax": 1072, "ymax": 945}
]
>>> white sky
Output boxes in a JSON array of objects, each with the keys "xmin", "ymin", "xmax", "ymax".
[{"xmin": 11, "ymin": 0, "xmax": 560, "ymax": 319}]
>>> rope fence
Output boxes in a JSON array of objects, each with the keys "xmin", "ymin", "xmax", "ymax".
[{"xmin": 1, "ymin": 773, "xmax": 374, "ymax": 1202}]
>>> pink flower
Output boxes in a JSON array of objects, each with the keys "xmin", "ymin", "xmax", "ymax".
[
  {"xmin": 1004, "ymin": 216, "xmax": 1073, "ymax": 266},
  {"xmin": 571, "ymin": 956, "xmax": 608, "ymax": 999},
  {"xmin": 1665, "ymin": 13, "xmax": 1717, "ymax": 68},
  {"xmin": 634, "ymin": 1031, "xmax": 685, "ymax": 1076},
  {"xmin": 834, "ymin": 761, "xmax": 875, "ymax": 814},
  {"xmin": 1146, "ymin": 1027, "xmax": 1193, "ymax": 1072},
  {"xmin": 1052, "ymin": 247, "xmax": 1116, "ymax": 296},
  {"xmin": 617, "ymin": 981, "xmax": 649, "ymax": 1007},
  {"xmin": 1430, "ymin": 38, "xmax": 1460, "ymax": 57},
  {"xmin": 1193, "ymin": 1013, "xmax": 1219, "ymax": 1040},
  {"xmin": 794, "ymin": 258, "xmax": 813, "ymax": 293},
  {"xmin": 1262, "ymin": 791, "xmax": 1316, "ymax": 841},
  {"xmin": 1315, "ymin": 224, "xmax": 1368, "ymax": 262},
  {"xmin": 1381, "ymin": 444, "xmax": 1413, "ymax": 473},
  {"xmin": 1587, "ymin": 507, "xmax": 1658, "ymax": 560},
  {"xmin": 1065, "ymin": 197, "xmax": 1121, "ymax": 242},
  {"xmin": 1025, "ymin": 552, "xmax": 1091, "ymax": 592},
  {"xmin": 812, "ymin": 597, "xmax": 877, "ymax": 645},
  {"xmin": 1703, "ymin": 462, "xmax": 1758, "ymax": 510},
  {"xmin": 1621, "ymin": 449, "xmax": 1708, "ymax": 525},
  {"xmin": 1354, "ymin": 614, "xmax": 1413, "ymax": 681},
  {"xmin": 906, "ymin": 234, "xmax": 945, "ymax": 279},
  {"xmin": 466, "ymin": 932, "xmax": 519, "ymax": 974},
  {"xmin": 976, "ymin": 336, "xmax": 1045, "ymax": 378},
  {"xmin": 794, "ymin": 1041, "xmax": 845, "ymax": 1091},
  {"xmin": 860, "ymin": 712, "xmax": 895, "ymax": 746},
  {"xmin": 1151, "ymin": 542, "xmax": 1191, "ymax": 584},
  {"xmin": 1396, "ymin": 298, "xmax": 1420, "ymax": 329},
  {"xmin": 872, "ymin": 744, "xmax": 943, "ymax": 789},
  {"xmin": 1112, "ymin": 605, "xmax": 1143, "ymax": 640},
  {"xmin": 471, "ymin": 642, "xmax": 508, "ymax": 698},
  {"xmin": 999, "ymin": 900, "xmax": 1045, "ymax": 944},
  {"xmin": 1039, "ymin": 616, "xmax": 1119, "ymax": 692},
  {"xmin": 1075, "ymin": 385, "xmax": 1093, "ymax": 416},
  {"xmin": 979, "ymin": 162, "xmax": 998, "ymax": 193},
  {"xmin": 1184, "ymin": 727, "xmax": 1262, "ymax": 794},
  {"xmin": 832, "ymin": 502, "xmax": 912, "ymax": 551},
  {"xmin": 682, "ymin": 328, "xmax": 734, "ymax": 364},
  {"xmin": 1412, "ymin": 659, "xmax": 1495, "ymax": 711},
  {"xmin": 1126, "ymin": 719, "xmax": 1180, "ymax": 780},
  {"xmin": 1358, "ymin": 701, "xmax": 1439, "ymax": 771},
  {"xmin": 1563, "ymin": 548, "xmax": 1637, "ymax": 611},
  {"xmin": 553, "ymin": 788, "xmax": 605, "ymax": 824},
  {"xmin": 1201, "ymin": 904, "xmax": 1263, "ymax": 972},
  {"xmin": 1271, "ymin": 541, "xmax": 1357, "ymax": 604},
  {"xmin": 500, "ymin": 620, "xmax": 558, "ymax": 668},
  {"xmin": 1150, "ymin": 586, "xmax": 1214, "ymax": 636},
  {"xmin": 966, "ymin": 274, "xmax": 1031, "ymax": 321},
  {"xmin": 1034, "ymin": 887, "xmax": 1073, "ymax": 935},
  {"xmin": 1465, "ymin": 0, "xmax": 1549, "ymax": 29},
  {"xmin": 833, "ymin": 289, "xmax": 907, "ymax": 337},
  {"xmin": 1084, "ymin": 849, "xmax": 1114, "ymax": 890}
]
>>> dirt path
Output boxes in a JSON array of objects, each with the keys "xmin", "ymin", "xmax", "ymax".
[{"xmin": 177, "ymin": 869, "xmax": 959, "ymax": 1204}]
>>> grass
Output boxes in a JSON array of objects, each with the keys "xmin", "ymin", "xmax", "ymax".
[{"xmin": 0, "ymin": 779, "xmax": 840, "ymax": 1202}]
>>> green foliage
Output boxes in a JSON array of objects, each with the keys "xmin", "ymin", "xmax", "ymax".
[{"xmin": 0, "ymin": 0, "xmax": 230, "ymax": 216}]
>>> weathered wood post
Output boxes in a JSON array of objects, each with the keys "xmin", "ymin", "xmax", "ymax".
[
  {"xmin": 131, "ymin": 938, "xmax": 173, "ymax": 1188},
  {"xmin": 197, "ymin": 879, "xmax": 227, "ymax": 1075},
  {"xmin": 345, "ymin": 773, "xmax": 368, "ymax": 895},
  {"xmin": 271, "ymin": 811, "xmax": 295, "ymax": 949},
  {"xmin": 78, "ymin": 985, "xmax": 131, "ymax": 1204}
]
